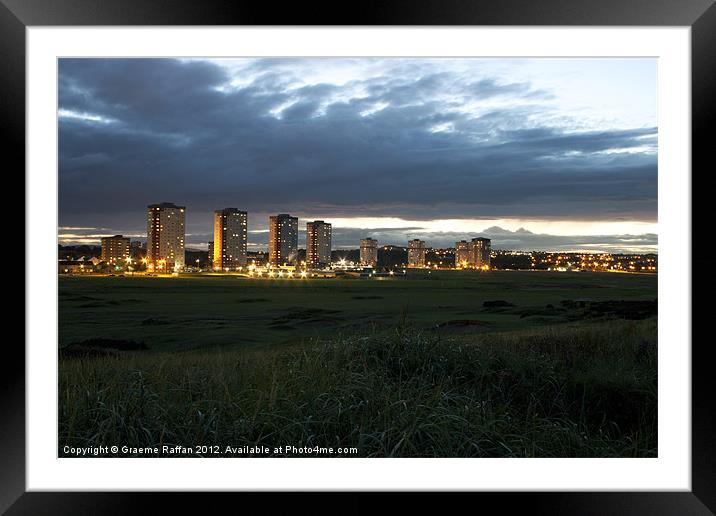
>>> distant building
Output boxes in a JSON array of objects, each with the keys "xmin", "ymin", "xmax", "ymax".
[
  {"xmin": 100, "ymin": 235, "xmax": 130, "ymax": 263},
  {"xmin": 360, "ymin": 238, "xmax": 378, "ymax": 267},
  {"xmin": 213, "ymin": 208, "xmax": 248, "ymax": 270},
  {"xmin": 306, "ymin": 221, "xmax": 332, "ymax": 269},
  {"xmin": 454, "ymin": 240, "xmax": 470, "ymax": 267},
  {"xmin": 129, "ymin": 240, "xmax": 145, "ymax": 260},
  {"xmin": 407, "ymin": 239, "xmax": 426, "ymax": 268},
  {"xmin": 268, "ymin": 214, "xmax": 298, "ymax": 266},
  {"xmin": 207, "ymin": 241, "xmax": 214, "ymax": 268},
  {"xmin": 58, "ymin": 260, "xmax": 86, "ymax": 274},
  {"xmin": 470, "ymin": 237, "xmax": 491, "ymax": 268},
  {"xmin": 147, "ymin": 202, "xmax": 185, "ymax": 271}
]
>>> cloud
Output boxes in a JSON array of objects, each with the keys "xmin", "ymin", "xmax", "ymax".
[
  {"xmin": 58, "ymin": 57, "xmax": 658, "ymax": 252},
  {"xmin": 326, "ymin": 226, "xmax": 657, "ymax": 253},
  {"xmin": 59, "ymin": 223, "xmax": 657, "ymax": 255}
]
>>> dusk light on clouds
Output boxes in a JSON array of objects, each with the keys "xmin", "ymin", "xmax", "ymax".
[{"xmin": 58, "ymin": 57, "xmax": 657, "ymax": 252}]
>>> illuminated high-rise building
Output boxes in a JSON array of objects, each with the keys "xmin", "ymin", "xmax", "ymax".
[
  {"xmin": 360, "ymin": 238, "xmax": 378, "ymax": 267},
  {"xmin": 454, "ymin": 240, "xmax": 470, "ymax": 268},
  {"xmin": 470, "ymin": 237, "xmax": 491, "ymax": 268},
  {"xmin": 100, "ymin": 235, "xmax": 130, "ymax": 263},
  {"xmin": 146, "ymin": 202, "xmax": 185, "ymax": 271},
  {"xmin": 268, "ymin": 214, "xmax": 298, "ymax": 266},
  {"xmin": 207, "ymin": 241, "xmax": 214, "ymax": 269},
  {"xmin": 306, "ymin": 220, "xmax": 332, "ymax": 269},
  {"xmin": 407, "ymin": 239, "xmax": 426, "ymax": 268},
  {"xmin": 213, "ymin": 208, "xmax": 248, "ymax": 270}
]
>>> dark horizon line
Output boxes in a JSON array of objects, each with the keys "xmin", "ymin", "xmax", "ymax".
[{"xmin": 58, "ymin": 242, "xmax": 658, "ymax": 256}]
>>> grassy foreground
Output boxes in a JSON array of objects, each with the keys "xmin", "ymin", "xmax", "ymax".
[{"xmin": 59, "ymin": 319, "xmax": 657, "ymax": 457}]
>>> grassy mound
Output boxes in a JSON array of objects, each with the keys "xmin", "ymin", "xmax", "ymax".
[{"xmin": 59, "ymin": 319, "xmax": 656, "ymax": 457}]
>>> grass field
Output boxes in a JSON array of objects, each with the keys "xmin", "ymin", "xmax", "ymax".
[
  {"xmin": 59, "ymin": 270, "xmax": 657, "ymax": 352},
  {"xmin": 58, "ymin": 270, "xmax": 658, "ymax": 457}
]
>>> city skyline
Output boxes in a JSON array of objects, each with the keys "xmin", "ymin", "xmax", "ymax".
[
  {"xmin": 59, "ymin": 57, "xmax": 657, "ymax": 253},
  {"xmin": 59, "ymin": 215, "xmax": 657, "ymax": 253}
]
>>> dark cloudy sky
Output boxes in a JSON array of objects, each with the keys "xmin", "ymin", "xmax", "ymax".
[{"xmin": 58, "ymin": 57, "xmax": 657, "ymax": 252}]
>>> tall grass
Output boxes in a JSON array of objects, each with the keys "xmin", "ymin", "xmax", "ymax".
[{"xmin": 59, "ymin": 319, "xmax": 657, "ymax": 457}]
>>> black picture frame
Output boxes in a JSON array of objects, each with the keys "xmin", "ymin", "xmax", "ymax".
[{"xmin": 3, "ymin": 0, "xmax": 713, "ymax": 513}]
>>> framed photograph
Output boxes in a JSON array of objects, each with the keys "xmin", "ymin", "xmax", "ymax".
[{"xmin": 5, "ymin": 0, "xmax": 713, "ymax": 511}]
